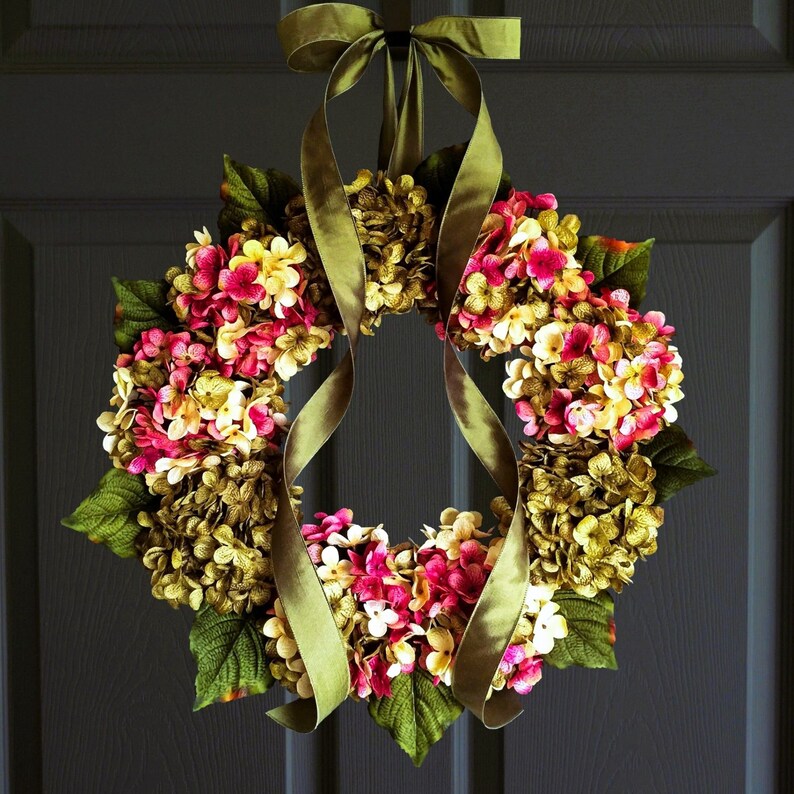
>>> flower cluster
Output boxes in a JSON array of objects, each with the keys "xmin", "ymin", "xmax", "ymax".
[
  {"xmin": 260, "ymin": 508, "xmax": 568, "ymax": 700},
  {"xmin": 133, "ymin": 455, "xmax": 294, "ymax": 615},
  {"xmin": 491, "ymin": 439, "xmax": 663, "ymax": 597},
  {"xmin": 435, "ymin": 189, "xmax": 683, "ymax": 452},
  {"xmin": 168, "ymin": 227, "xmax": 333, "ymax": 381},
  {"xmin": 98, "ymin": 327, "xmax": 287, "ymax": 486},
  {"xmin": 286, "ymin": 170, "xmax": 437, "ymax": 334}
]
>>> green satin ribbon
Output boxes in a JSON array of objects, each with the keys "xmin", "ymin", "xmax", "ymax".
[{"xmin": 272, "ymin": 3, "xmax": 525, "ymax": 732}]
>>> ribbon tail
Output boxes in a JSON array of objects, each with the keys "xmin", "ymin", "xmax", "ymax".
[
  {"xmin": 267, "ymin": 31, "xmax": 383, "ymax": 732},
  {"xmin": 378, "ymin": 48, "xmax": 397, "ymax": 172},
  {"xmin": 388, "ymin": 41, "xmax": 424, "ymax": 178},
  {"xmin": 418, "ymin": 39, "xmax": 529, "ymax": 728}
]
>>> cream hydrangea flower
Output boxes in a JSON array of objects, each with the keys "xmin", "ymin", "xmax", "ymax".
[
  {"xmin": 550, "ymin": 266, "xmax": 589, "ymax": 297},
  {"xmin": 531, "ymin": 320, "xmax": 567, "ymax": 366},
  {"xmin": 218, "ymin": 422, "xmax": 258, "ymax": 456},
  {"xmin": 317, "ymin": 546, "xmax": 354, "ymax": 588},
  {"xmin": 531, "ymin": 601, "xmax": 568, "ymax": 655},
  {"xmin": 502, "ymin": 357, "xmax": 536, "ymax": 400},
  {"xmin": 165, "ymin": 395, "xmax": 202, "ymax": 440},
  {"xmin": 215, "ymin": 317, "xmax": 247, "ymax": 362},
  {"xmin": 287, "ymin": 656, "xmax": 313, "ymax": 699},
  {"xmin": 492, "ymin": 304, "xmax": 538, "ymax": 346},
  {"xmin": 151, "ymin": 454, "xmax": 202, "ymax": 485},
  {"xmin": 386, "ymin": 624, "xmax": 426, "ymax": 677},
  {"xmin": 524, "ymin": 582, "xmax": 558, "ymax": 614},
  {"xmin": 97, "ymin": 367, "xmax": 139, "ymax": 453},
  {"xmin": 96, "ymin": 411, "xmax": 122, "ymax": 454},
  {"xmin": 263, "ymin": 598, "xmax": 299, "ymax": 660},
  {"xmin": 363, "ymin": 600, "xmax": 399, "ymax": 638},
  {"xmin": 212, "ymin": 386, "xmax": 247, "ymax": 431},
  {"xmin": 435, "ymin": 508, "xmax": 487, "ymax": 559},
  {"xmin": 258, "ymin": 261, "xmax": 301, "ymax": 317},
  {"xmin": 588, "ymin": 383, "xmax": 629, "ymax": 432},
  {"xmin": 185, "ymin": 226, "xmax": 212, "ymax": 265},
  {"xmin": 426, "ymin": 627, "xmax": 454, "ymax": 684},
  {"xmin": 110, "ymin": 367, "xmax": 137, "ymax": 412},
  {"xmin": 270, "ymin": 324, "xmax": 331, "ymax": 380},
  {"xmin": 508, "ymin": 216, "xmax": 542, "ymax": 250},
  {"xmin": 260, "ymin": 236, "xmax": 307, "ymax": 269},
  {"xmin": 658, "ymin": 348, "xmax": 685, "ymax": 421},
  {"xmin": 327, "ymin": 523, "xmax": 388, "ymax": 547}
]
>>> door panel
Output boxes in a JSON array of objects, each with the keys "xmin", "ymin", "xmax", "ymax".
[
  {"xmin": 1, "ymin": 1, "xmax": 791, "ymax": 792},
  {"xmin": 1, "ymin": 0, "xmax": 787, "ymax": 65}
]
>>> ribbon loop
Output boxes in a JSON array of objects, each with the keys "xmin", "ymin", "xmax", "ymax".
[
  {"xmin": 268, "ymin": 22, "xmax": 383, "ymax": 733},
  {"xmin": 272, "ymin": 2, "xmax": 525, "ymax": 733},
  {"xmin": 277, "ymin": 3, "xmax": 382, "ymax": 72},
  {"xmin": 413, "ymin": 16, "xmax": 521, "ymax": 60}
]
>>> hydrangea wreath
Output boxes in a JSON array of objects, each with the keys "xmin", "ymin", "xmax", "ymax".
[{"xmin": 63, "ymin": 6, "xmax": 714, "ymax": 767}]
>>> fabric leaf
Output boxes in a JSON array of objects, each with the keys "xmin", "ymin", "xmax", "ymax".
[
  {"xmin": 61, "ymin": 468, "xmax": 152, "ymax": 558},
  {"xmin": 414, "ymin": 142, "xmax": 511, "ymax": 208},
  {"xmin": 368, "ymin": 668, "xmax": 463, "ymax": 766},
  {"xmin": 218, "ymin": 154, "xmax": 300, "ymax": 240},
  {"xmin": 544, "ymin": 590, "xmax": 617, "ymax": 670},
  {"xmin": 190, "ymin": 605, "xmax": 273, "ymax": 710},
  {"xmin": 576, "ymin": 235, "xmax": 654, "ymax": 307},
  {"xmin": 644, "ymin": 424, "xmax": 716, "ymax": 503},
  {"xmin": 112, "ymin": 277, "xmax": 174, "ymax": 352}
]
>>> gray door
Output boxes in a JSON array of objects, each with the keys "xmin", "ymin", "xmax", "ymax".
[{"xmin": 1, "ymin": 1, "xmax": 792, "ymax": 792}]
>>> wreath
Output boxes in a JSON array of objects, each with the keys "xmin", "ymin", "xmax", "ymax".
[{"xmin": 63, "ymin": 6, "xmax": 714, "ymax": 766}]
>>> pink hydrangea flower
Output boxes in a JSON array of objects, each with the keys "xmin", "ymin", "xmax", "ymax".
[
  {"xmin": 126, "ymin": 446, "xmax": 160, "ymax": 475},
  {"xmin": 492, "ymin": 188, "xmax": 558, "ymax": 221},
  {"xmin": 302, "ymin": 509, "xmax": 355, "ymax": 543},
  {"xmin": 507, "ymin": 654, "xmax": 543, "ymax": 695},
  {"xmin": 613, "ymin": 406, "xmax": 664, "ymax": 451},
  {"xmin": 526, "ymin": 237, "xmax": 566, "ymax": 291},
  {"xmin": 563, "ymin": 399, "xmax": 600, "ymax": 436},
  {"xmin": 211, "ymin": 291, "xmax": 243, "ymax": 323},
  {"xmin": 136, "ymin": 328, "xmax": 170, "ymax": 362},
  {"xmin": 348, "ymin": 542, "xmax": 382, "ymax": 576},
  {"xmin": 459, "ymin": 539, "xmax": 486, "ymax": 569},
  {"xmin": 643, "ymin": 310, "xmax": 675, "ymax": 336},
  {"xmin": 217, "ymin": 263, "xmax": 265, "ymax": 304},
  {"xmin": 591, "ymin": 323, "xmax": 614, "ymax": 363},
  {"xmin": 192, "ymin": 244, "xmax": 227, "ymax": 291},
  {"xmin": 447, "ymin": 564, "xmax": 486, "ymax": 605},
  {"xmin": 560, "ymin": 322, "xmax": 595, "ymax": 362},
  {"xmin": 463, "ymin": 253, "xmax": 506, "ymax": 286},
  {"xmin": 614, "ymin": 357, "xmax": 664, "ymax": 400},
  {"xmin": 350, "ymin": 653, "xmax": 392, "ymax": 699},
  {"xmin": 516, "ymin": 400, "xmax": 542, "ymax": 437},
  {"xmin": 168, "ymin": 332, "xmax": 209, "ymax": 367},
  {"xmin": 543, "ymin": 388, "xmax": 574, "ymax": 433}
]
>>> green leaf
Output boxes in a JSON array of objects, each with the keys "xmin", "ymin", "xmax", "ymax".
[
  {"xmin": 190, "ymin": 605, "xmax": 274, "ymax": 710},
  {"xmin": 576, "ymin": 235, "xmax": 655, "ymax": 307},
  {"xmin": 413, "ymin": 142, "xmax": 512, "ymax": 208},
  {"xmin": 368, "ymin": 668, "xmax": 464, "ymax": 766},
  {"xmin": 61, "ymin": 468, "xmax": 152, "ymax": 558},
  {"xmin": 643, "ymin": 424, "xmax": 716, "ymax": 503},
  {"xmin": 111, "ymin": 277, "xmax": 174, "ymax": 353},
  {"xmin": 544, "ymin": 590, "xmax": 618, "ymax": 671},
  {"xmin": 218, "ymin": 154, "xmax": 300, "ymax": 240}
]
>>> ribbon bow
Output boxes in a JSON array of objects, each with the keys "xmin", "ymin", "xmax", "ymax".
[{"xmin": 269, "ymin": 2, "xmax": 527, "ymax": 734}]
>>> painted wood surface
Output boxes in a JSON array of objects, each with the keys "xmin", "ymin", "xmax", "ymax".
[
  {"xmin": 1, "ymin": 1, "xmax": 792, "ymax": 792},
  {"xmin": 1, "ymin": 0, "xmax": 788, "ymax": 66}
]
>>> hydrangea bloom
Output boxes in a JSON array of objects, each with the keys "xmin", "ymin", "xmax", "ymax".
[{"xmin": 262, "ymin": 509, "xmax": 567, "ymax": 701}]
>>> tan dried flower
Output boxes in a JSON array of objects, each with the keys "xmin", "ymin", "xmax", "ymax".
[
  {"xmin": 135, "ymin": 452, "xmax": 289, "ymax": 616},
  {"xmin": 518, "ymin": 439, "xmax": 663, "ymax": 597}
]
